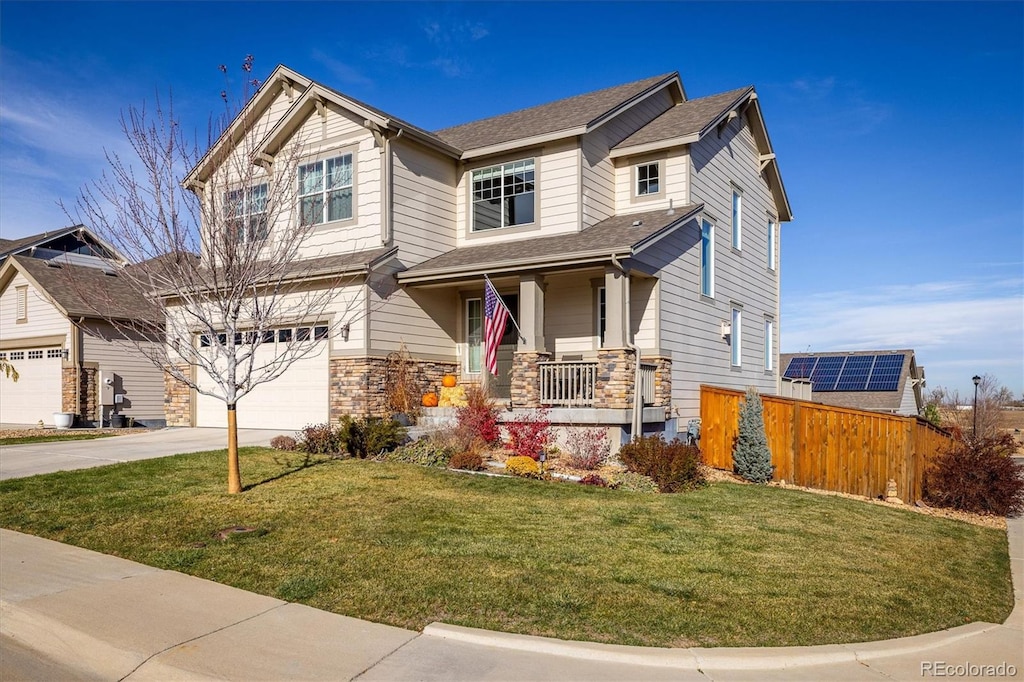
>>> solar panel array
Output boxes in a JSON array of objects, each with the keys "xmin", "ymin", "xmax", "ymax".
[{"xmin": 783, "ymin": 354, "xmax": 906, "ymax": 392}]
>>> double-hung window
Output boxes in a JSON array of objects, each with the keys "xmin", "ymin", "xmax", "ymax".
[
  {"xmin": 700, "ymin": 219, "xmax": 715, "ymax": 297},
  {"xmin": 299, "ymin": 154, "xmax": 353, "ymax": 226},
  {"xmin": 731, "ymin": 307, "xmax": 742, "ymax": 367},
  {"xmin": 471, "ymin": 159, "xmax": 535, "ymax": 231},
  {"xmin": 224, "ymin": 183, "xmax": 269, "ymax": 243},
  {"xmin": 732, "ymin": 188, "xmax": 742, "ymax": 250}
]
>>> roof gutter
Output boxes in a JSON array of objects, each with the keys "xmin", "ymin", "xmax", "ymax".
[{"xmin": 397, "ymin": 250, "xmax": 632, "ymax": 285}]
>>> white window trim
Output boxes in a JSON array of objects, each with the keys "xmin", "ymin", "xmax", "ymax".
[
  {"xmin": 700, "ymin": 218, "xmax": 715, "ymax": 298},
  {"xmin": 767, "ymin": 216, "xmax": 777, "ymax": 271},
  {"xmin": 223, "ymin": 183, "xmax": 269, "ymax": 243},
  {"xmin": 470, "ymin": 158, "xmax": 536, "ymax": 232},
  {"xmin": 731, "ymin": 307, "xmax": 742, "ymax": 367},
  {"xmin": 465, "ymin": 297, "xmax": 483, "ymax": 374},
  {"xmin": 634, "ymin": 161, "xmax": 662, "ymax": 198},
  {"xmin": 764, "ymin": 318, "xmax": 774, "ymax": 372},
  {"xmin": 297, "ymin": 150, "xmax": 357, "ymax": 227},
  {"xmin": 731, "ymin": 187, "xmax": 743, "ymax": 250}
]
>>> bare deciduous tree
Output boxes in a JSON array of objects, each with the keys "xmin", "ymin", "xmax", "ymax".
[
  {"xmin": 67, "ymin": 59, "xmax": 379, "ymax": 493},
  {"xmin": 926, "ymin": 373, "xmax": 1014, "ymax": 441}
]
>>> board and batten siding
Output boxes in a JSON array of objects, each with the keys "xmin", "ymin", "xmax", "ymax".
[
  {"xmin": 80, "ymin": 321, "xmax": 165, "ymax": 420},
  {"xmin": 581, "ymin": 87, "xmax": 676, "ymax": 229},
  {"xmin": 0, "ymin": 273, "xmax": 72, "ymax": 347},
  {"xmin": 455, "ymin": 141, "xmax": 580, "ymax": 248}
]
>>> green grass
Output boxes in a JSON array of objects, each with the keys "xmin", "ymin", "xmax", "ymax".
[
  {"xmin": 0, "ymin": 433, "xmax": 116, "ymax": 446},
  {"xmin": 0, "ymin": 447, "xmax": 1013, "ymax": 648}
]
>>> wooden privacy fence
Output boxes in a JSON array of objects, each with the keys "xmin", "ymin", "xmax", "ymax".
[{"xmin": 699, "ymin": 385, "xmax": 955, "ymax": 503}]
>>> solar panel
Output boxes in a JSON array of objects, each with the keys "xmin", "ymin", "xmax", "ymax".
[
  {"xmin": 784, "ymin": 356, "xmax": 817, "ymax": 379},
  {"xmin": 834, "ymin": 355, "xmax": 873, "ymax": 391},
  {"xmin": 810, "ymin": 356, "xmax": 845, "ymax": 391},
  {"xmin": 866, "ymin": 354, "xmax": 905, "ymax": 392}
]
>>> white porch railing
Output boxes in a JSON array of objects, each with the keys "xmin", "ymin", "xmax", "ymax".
[
  {"xmin": 539, "ymin": 361, "xmax": 597, "ymax": 406},
  {"xmin": 639, "ymin": 363, "xmax": 657, "ymax": 406}
]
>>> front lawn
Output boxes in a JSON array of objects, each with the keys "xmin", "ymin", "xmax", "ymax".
[
  {"xmin": 0, "ymin": 430, "xmax": 120, "ymax": 446},
  {"xmin": 0, "ymin": 447, "xmax": 1012, "ymax": 647}
]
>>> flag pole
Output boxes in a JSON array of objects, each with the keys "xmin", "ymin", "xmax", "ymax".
[{"xmin": 484, "ymin": 274, "xmax": 525, "ymax": 343}]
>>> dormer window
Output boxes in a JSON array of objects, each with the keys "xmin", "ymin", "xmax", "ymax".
[
  {"xmin": 299, "ymin": 153, "xmax": 354, "ymax": 226},
  {"xmin": 636, "ymin": 162, "xmax": 660, "ymax": 196},
  {"xmin": 224, "ymin": 183, "xmax": 269, "ymax": 243},
  {"xmin": 471, "ymin": 159, "xmax": 535, "ymax": 231}
]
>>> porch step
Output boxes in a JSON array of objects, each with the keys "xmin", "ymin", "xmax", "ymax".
[{"xmin": 416, "ymin": 408, "xmax": 459, "ymax": 431}]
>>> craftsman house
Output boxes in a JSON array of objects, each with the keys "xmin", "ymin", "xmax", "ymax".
[
  {"xmin": 171, "ymin": 66, "xmax": 792, "ymax": 439},
  {"xmin": 0, "ymin": 226, "xmax": 166, "ymax": 427}
]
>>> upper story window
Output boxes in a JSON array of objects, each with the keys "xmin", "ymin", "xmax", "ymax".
[
  {"xmin": 732, "ymin": 188, "xmax": 743, "ymax": 250},
  {"xmin": 767, "ymin": 217, "xmax": 776, "ymax": 271},
  {"xmin": 471, "ymin": 159, "xmax": 535, "ymax": 231},
  {"xmin": 700, "ymin": 219, "xmax": 715, "ymax": 298},
  {"xmin": 224, "ymin": 183, "xmax": 269, "ymax": 243},
  {"xmin": 731, "ymin": 307, "xmax": 743, "ymax": 367},
  {"xmin": 299, "ymin": 154, "xmax": 353, "ymax": 226},
  {"xmin": 635, "ymin": 162, "xmax": 660, "ymax": 196}
]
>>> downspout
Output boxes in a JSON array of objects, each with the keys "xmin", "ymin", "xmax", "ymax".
[{"xmin": 611, "ymin": 255, "xmax": 643, "ymax": 440}]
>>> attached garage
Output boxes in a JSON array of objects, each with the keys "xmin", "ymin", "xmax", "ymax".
[
  {"xmin": 0, "ymin": 346, "xmax": 64, "ymax": 425},
  {"xmin": 195, "ymin": 325, "xmax": 331, "ymax": 431}
]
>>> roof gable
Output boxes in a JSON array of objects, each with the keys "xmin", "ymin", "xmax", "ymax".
[{"xmin": 0, "ymin": 225, "xmax": 125, "ymax": 263}]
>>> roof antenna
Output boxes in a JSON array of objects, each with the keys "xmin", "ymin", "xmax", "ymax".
[{"xmin": 667, "ymin": 198, "xmax": 675, "ymax": 216}]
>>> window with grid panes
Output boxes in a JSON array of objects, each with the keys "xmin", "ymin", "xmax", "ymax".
[{"xmin": 471, "ymin": 159, "xmax": 535, "ymax": 231}]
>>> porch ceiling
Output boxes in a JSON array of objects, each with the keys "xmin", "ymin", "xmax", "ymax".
[{"xmin": 397, "ymin": 204, "xmax": 701, "ymax": 285}]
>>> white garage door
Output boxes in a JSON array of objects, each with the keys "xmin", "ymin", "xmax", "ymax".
[
  {"xmin": 195, "ymin": 327, "xmax": 330, "ymax": 431},
  {"xmin": 0, "ymin": 347, "xmax": 63, "ymax": 425}
]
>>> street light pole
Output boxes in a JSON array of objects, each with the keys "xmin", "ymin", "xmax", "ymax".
[{"xmin": 972, "ymin": 375, "xmax": 981, "ymax": 438}]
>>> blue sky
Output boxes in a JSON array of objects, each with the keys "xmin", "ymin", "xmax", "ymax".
[{"xmin": 1, "ymin": 1, "xmax": 1021, "ymax": 397}]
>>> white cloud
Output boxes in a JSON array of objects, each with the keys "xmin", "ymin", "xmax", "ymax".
[{"xmin": 309, "ymin": 50, "xmax": 372, "ymax": 86}]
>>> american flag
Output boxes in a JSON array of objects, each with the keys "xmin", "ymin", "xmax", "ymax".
[{"xmin": 484, "ymin": 279, "xmax": 509, "ymax": 376}]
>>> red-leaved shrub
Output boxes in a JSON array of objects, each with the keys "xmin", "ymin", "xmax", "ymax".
[
  {"xmin": 923, "ymin": 434, "xmax": 1024, "ymax": 516},
  {"xmin": 504, "ymin": 408, "xmax": 551, "ymax": 460},
  {"xmin": 456, "ymin": 385, "xmax": 500, "ymax": 445},
  {"xmin": 578, "ymin": 473, "xmax": 608, "ymax": 487},
  {"xmin": 565, "ymin": 427, "xmax": 609, "ymax": 470}
]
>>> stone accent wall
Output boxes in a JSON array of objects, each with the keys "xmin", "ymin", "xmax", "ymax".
[
  {"xmin": 594, "ymin": 348, "xmax": 636, "ymax": 410},
  {"xmin": 330, "ymin": 357, "xmax": 458, "ymax": 418},
  {"xmin": 60, "ymin": 366, "xmax": 97, "ymax": 421},
  {"xmin": 61, "ymin": 367, "xmax": 77, "ymax": 414},
  {"xmin": 510, "ymin": 351, "xmax": 553, "ymax": 408},
  {"xmin": 649, "ymin": 356, "xmax": 672, "ymax": 407},
  {"xmin": 164, "ymin": 365, "xmax": 192, "ymax": 427}
]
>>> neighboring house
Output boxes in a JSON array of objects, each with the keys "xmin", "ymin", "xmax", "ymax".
[
  {"xmin": 778, "ymin": 350, "xmax": 926, "ymax": 416},
  {"xmin": 173, "ymin": 66, "xmax": 792, "ymax": 439},
  {"xmin": 0, "ymin": 227, "xmax": 166, "ymax": 427}
]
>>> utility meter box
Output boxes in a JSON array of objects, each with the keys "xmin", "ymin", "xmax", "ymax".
[{"xmin": 99, "ymin": 371, "xmax": 115, "ymax": 406}]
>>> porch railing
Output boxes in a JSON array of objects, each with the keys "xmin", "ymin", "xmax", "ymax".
[
  {"xmin": 539, "ymin": 361, "xmax": 597, "ymax": 406},
  {"xmin": 640, "ymin": 363, "xmax": 656, "ymax": 406}
]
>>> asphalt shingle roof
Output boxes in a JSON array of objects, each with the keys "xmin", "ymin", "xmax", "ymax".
[
  {"xmin": 613, "ymin": 87, "xmax": 753, "ymax": 151},
  {"xmin": 433, "ymin": 74, "xmax": 676, "ymax": 152},
  {"xmin": 399, "ymin": 204, "xmax": 701, "ymax": 280}
]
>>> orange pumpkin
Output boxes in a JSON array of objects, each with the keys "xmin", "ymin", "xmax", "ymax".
[
  {"xmin": 442, "ymin": 374, "xmax": 457, "ymax": 388},
  {"xmin": 422, "ymin": 392, "xmax": 439, "ymax": 407}
]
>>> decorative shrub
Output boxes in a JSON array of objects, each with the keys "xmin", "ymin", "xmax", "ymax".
[
  {"xmin": 505, "ymin": 455, "xmax": 542, "ymax": 479},
  {"xmin": 923, "ymin": 433, "xmax": 1024, "ymax": 516},
  {"xmin": 270, "ymin": 435, "xmax": 297, "ymax": 451},
  {"xmin": 733, "ymin": 387, "xmax": 774, "ymax": 483},
  {"xmin": 449, "ymin": 450, "xmax": 485, "ymax": 471},
  {"xmin": 578, "ymin": 473, "xmax": 608, "ymax": 487},
  {"xmin": 383, "ymin": 344, "xmax": 420, "ymax": 421},
  {"xmin": 383, "ymin": 437, "xmax": 455, "ymax": 467},
  {"xmin": 455, "ymin": 385, "xmax": 501, "ymax": 447},
  {"xmin": 297, "ymin": 423, "xmax": 341, "ymax": 455},
  {"xmin": 605, "ymin": 471, "xmax": 659, "ymax": 493},
  {"xmin": 618, "ymin": 435, "xmax": 705, "ymax": 493},
  {"xmin": 338, "ymin": 415, "xmax": 406, "ymax": 459},
  {"xmin": 504, "ymin": 408, "xmax": 551, "ymax": 460},
  {"xmin": 565, "ymin": 428, "xmax": 610, "ymax": 470}
]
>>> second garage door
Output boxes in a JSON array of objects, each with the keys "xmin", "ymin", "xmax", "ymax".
[{"xmin": 0, "ymin": 347, "xmax": 64, "ymax": 425}]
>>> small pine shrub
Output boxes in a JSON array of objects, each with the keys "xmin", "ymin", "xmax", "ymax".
[
  {"xmin": 337, "ymin": 415, "xmax": 406, "ymax": 458},
  {"xmin": 383, "ymin": 437, "xmax": 455, "ymax": 467},
  {"xmin": 605, "ymin": 471, "xmax": 659, "ymax": 493},
  {"xmin": 270, "ymin": 435, "xmax": 297, "ymax": 451},
  {"xmin": 505, "ymin": 408, "xmax": 551, "ymax": 460},
  {"xmin": 733, "ymin": 387, "xmax": 773, "ymax": 483},
  {"xmin": 923, "ymin": 433, "xmax": 1024, "ymax": 516},
  {"xmin": 565, "ymin": 428, "xmax": 610, "ymax": 470},
  {"xmin": 297, "ymin": 423, "xmax": 341, "ymax": 454},
  {"xmin": 618, "ymin": 435, "xmax": 705, "ymax": 493},
  {"xmin": 449, "ymin": 450, "xmax": 485, "ymax": 471},
  {"xmin": 505, "ymin": 455, "xmax": 542, "ymax": 479},
  {"xmin": 578, "ymin": 473, "xmax": 608, "ymax": 487}
]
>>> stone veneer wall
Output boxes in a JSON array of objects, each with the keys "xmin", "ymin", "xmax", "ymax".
[
  {"xmin": 61, "ymin": 366, "xmax": 97, "ymax": 422},
  {"xmin": 509, "ymin": 351, "xmax": 553, "ymax": 408},
  {"xmin": 330, "ymin": 357, "xmax": 458, "ymax": 418},
  {"xmin": 594, "ymin": 348, "xmax": 637, "ymax": 410},
  {"xmin": 164, "ymin": 365, "xmax": 192, "ymax": 427},
  {"xmin": 648, "ymin": 356, "xmax": 672, "ymax": 407}
]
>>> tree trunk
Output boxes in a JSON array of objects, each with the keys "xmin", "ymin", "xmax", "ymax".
[{"xmin": 227, "ymin": 404, "xmax": 242, "ymax": 494}]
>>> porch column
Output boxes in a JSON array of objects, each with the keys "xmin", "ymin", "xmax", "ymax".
[
  {"xmin": 518, "ymin": 274, "xmax": 546, "ymax": 351},
  {"xmin": 604, "ymin": 266, "xmax": 628, "ymax": 348}
]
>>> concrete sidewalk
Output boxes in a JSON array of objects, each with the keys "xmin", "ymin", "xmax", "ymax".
[
  {"xmin": 0, "ymin": 427, "xmax": 277, "ymax": 480},
  {"xmin": 1, "ymin": 518, "xmax": 1021, "ymax": 682}
]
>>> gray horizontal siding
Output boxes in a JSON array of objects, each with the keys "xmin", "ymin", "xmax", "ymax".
[{"xmin": 81, "ymin": 321, "xmax": 166, "ymax": 420}]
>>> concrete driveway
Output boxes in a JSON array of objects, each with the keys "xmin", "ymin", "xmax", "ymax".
[{"xmin": 0, "ymin": 428, "xmax": 277, "ymax": 480}]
